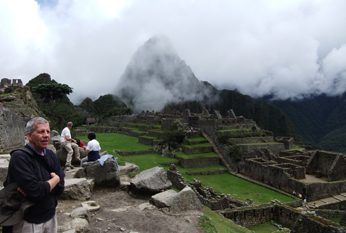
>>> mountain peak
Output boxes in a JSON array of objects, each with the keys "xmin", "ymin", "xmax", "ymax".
[{"xmin": 115, "ymin": 36, "xmax": 212, "ymax": 112}]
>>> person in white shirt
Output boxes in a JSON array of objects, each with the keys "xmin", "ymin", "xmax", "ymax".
[
  {"xmin": 81, "ymin": 132, "xmax": 101, "ymax": 164},
  {"xmin": 60, "ymin": 122, "xmax": 80, "ymax": 170}
]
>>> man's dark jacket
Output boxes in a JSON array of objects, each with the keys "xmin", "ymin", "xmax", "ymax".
[{"xmin": 6, "ymin": 145, "xmax": 64, "ymax": 224}]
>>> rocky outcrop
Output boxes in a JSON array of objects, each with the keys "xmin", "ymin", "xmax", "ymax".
[
  {"xmin": 0, "ymin": 86, "xmax": 42, "ymax": 153},
  {"xmin": 130, "ymin": 166, "xmax": 172, "ymax": 194},
  {"xmin": 150, "ymin": 186, "xmax": 203, "ymax": 212},
  {"xmin": 61, "ymin": 178, "xmax": 93, "ymax": 201},
  {"xmin": 0, "ymin": 106, "xmax": 25, "ymax": 153},
  {"xmin": 83, "ymin": 158, "xmax": 120, "ymax": 187}
]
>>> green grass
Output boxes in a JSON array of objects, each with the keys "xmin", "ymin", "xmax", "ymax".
[
  {"xmin": 184, "ymin": 143, "xmax": 212, "ymax": 148},
  {"xmin": 185, "ymin": 174, "xmax": 295, "ymax": 204},
  {"xmin": 178, "ymin": 165, "xmax": 227, "ymax": 174},
  {"xmin": 117, "ymin": 153, "xmax": 178, "ymax": 170},
  {"xmin": 176, "ymin": 152, "xmax": 218, "ymax": 159},
  {"xmin": 186, "ymin": 136, "xmax": 207, "ymax": 141},
  {"xmin": 76, "ymin": 132, "xmax": 151, "ymax": 152},
  {"xmin": 199, "ymin": 207, "xmax": 251, "ymax": 233},
  {"xmin": 77, "ymin": 132, "xmax": 296, "ymax": 204},
  {"xmin": 248, "ymin": 222, "xmax": 278, "ymax": 233}
]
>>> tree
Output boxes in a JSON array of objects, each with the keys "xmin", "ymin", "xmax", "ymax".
[{"xmin": 33, "ymin": 83, "xmax": 73, "ymax": 102}]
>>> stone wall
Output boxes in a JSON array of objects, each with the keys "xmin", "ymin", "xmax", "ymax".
[
  {"xmin": 221, "ymin": 205, "xmax": 275, "ymax": 227},
  {"xmin": 222, "ymin": 204, "xmax": 344, "ymax": 232},
  {"xmin": 306, "ymin": 181, "xmax": 346, "ymax": 201},
  {"xmin": 167, "ymin": 170, "xmax": 246, "ymax": 210},
  {"xmin": 178, "ymin": 157, "xmax": 220, "ymax": 168},
  {"xmin": 0, "ymin": 106, "xmax": 25, "ymax": 153},
  {"xmin": 316, "ymin": 200, "xmax": 346, "ymax": 210},
  {"xmin": 237, "ymin": 142, "xmax": 285, "ymax": 155},
  {"xmin": 329, "ymin": 154, "xmax": 346, "ymax": 181},
  {"xmin": 239, "ymin": 157, "xmax": 346, "ymax": 201},
  {"xmin": 306, "ymin": 151, "xmax": 340, "ymax": 180},
  {"xmin": 239, "ymin": 159, "xmax": 308, "ymax": 198}
]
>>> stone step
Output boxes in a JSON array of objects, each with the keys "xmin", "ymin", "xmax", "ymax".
[
  {"xmin": 116, "ymin": 149, "xmax": 155, "ymax": 156},
  {"xmin": 184, "ymin": 137, "xmax": 208, "ymax": 145},
  {"xmin": 138, "ymin": 136, "xmax": 157, "ymax": 145},
  {"xmin": 178, "ymin": 156, "xmax": 220, "ymax": 168},
  {"xmin": 182, "ymin": 144, "xmax": 213, "ymax": 154},
  {"xmin": 228, "ymin": 136, "xmax": 274, "ymax": 144},
  {"xmin": 237, "ymin": 142, "xmax": 285, "ymax": 154},
  {"xmin": 307, "ymin": 192, "xmax": 346, "ymax": 209}
]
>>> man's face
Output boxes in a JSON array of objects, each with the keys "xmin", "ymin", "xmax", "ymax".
[{"xmin": 27, "ymin": 123, "xmax": 51, "ymax": 150}]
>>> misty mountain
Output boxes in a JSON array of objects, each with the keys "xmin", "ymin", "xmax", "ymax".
[
  {"xmin": 115, "ymin": 36, "xmax": 293, "ymax": 136},
  {"xmin": 272, "ymin": 93, "xmax": 346, "ymax": 152},
  {"xmin": 115, "ymin": 36, "xmax": 215, "ymax": 112}
]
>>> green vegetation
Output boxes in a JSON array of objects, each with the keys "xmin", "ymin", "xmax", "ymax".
[
  {"xmin": 185, "ymin": 174, "xmax": 295, "ymax": 204},
  {"xmin": 77, "ymin": 133, "xmax": 151, "ymax": 152},
  {"xmin": 178, "ymin": 165, "xmax": 226, "ymax": 174},
  {"xmin": 79, "ymin": 94, "xmax": 131, "ymax": 119},
  {"xmin": 199, "ymin": 207, "xmax": 251, "ymax": 233},
  {"xmin": 248, "ymin": 222, "xmax": 278, "ymax": 233},
  {"xmin": 273, "ymin": 93, "xmax": 346, "ymax": 153},
  {"xmin": 184, "ymin": 143, "xmax": 212, "ymax": 148},
  {"xmin": 175, "ymin": 152, "xmax": 218, "ymax": 159},
  {"xmin": 78, "ymin": 132, "xmax": 296, "ymax": 205},
  {"xmin": 27, "ymin": 73, "xmax": 85, "ymax": 129},
  {"xmin": 117, "ymin": 153, "xmax": 177, "ymax": 170}
]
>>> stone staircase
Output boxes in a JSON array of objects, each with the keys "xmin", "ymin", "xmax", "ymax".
[{"xmin": 217, "ymin": 126, "xmax": 285, "ymax": 155}]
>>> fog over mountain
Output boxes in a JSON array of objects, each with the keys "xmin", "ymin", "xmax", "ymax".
[
  {"xmin": 1, "ymin": 0, "xmax": 346, "ymax": 103},
  {"xmin": 116, "ymin": 36, "xmax": 214, "ymax": 111}
]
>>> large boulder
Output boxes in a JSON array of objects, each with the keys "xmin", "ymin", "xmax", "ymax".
[
  {"xmin": 61, "ymin": 178, "xmax": 92, "ymax": 201},
  {"xmin": 83, "ymin": 158, "xmax": 119, "ymax": 187},
  {"xmin": 150, "ymin": 186, "xmax": 203, "ymax": 212},
  {"xmin": 130, "ymin": 166, "xmax": 172, "ymax": 194},
  {"xmin": 170, "ymin": 186, "xmax": 203, "ymax": 212}
]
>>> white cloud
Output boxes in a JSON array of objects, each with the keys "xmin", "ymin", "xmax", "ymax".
[{"xmin": 1, "ymin": 0, "xmax": 346, "ymax": 103}]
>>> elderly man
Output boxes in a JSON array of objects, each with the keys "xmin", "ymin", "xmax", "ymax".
[
  {"xmin": 60, "ymin": 121, "xmax": 81, "ymax": 170},
  {"xmin": 5, "ymin": 117, "xmax": 65, "ymax": 233}
]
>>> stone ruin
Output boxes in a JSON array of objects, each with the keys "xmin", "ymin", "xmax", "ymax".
[
  {"xmin": 221, "ymin": 204, "xmax": 344, "ymax": 233},
  {"xmin": 1, "ymin": 106, "xmax": 345, "ymax": 232},
  {"xmin": 0, "ymin": 78, "xmax": 23, "ymax": 92},
  {"xmin": 238, "ymin": 150, "xmax": 346, "ymax": 201}
]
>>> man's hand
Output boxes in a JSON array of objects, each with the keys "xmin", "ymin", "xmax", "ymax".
[
  {"xmin": 17, "ymin": 187, "xmax": 27, "ymax": 197},
  {"xmin": 48, "ymin": 172, "xmax": 60, "ymax": 191}
]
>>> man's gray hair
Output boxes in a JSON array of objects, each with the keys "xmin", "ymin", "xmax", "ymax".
[
  {"xmin": 25, "ymin": 117, "xmax": 49, "ymax": 135},
  {"xmin": 67, "ymin": 122, "xmax": 73, "ymax": 127}
]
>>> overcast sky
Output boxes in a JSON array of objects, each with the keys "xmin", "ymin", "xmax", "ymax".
[{"xmin": 1, "ymin": 0, "xmax": 346, "ymax": 103}]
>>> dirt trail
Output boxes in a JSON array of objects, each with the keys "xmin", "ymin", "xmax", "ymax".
[{"xmin": 57, "ymin": 188, "xmax": 203, "ymax": 233}]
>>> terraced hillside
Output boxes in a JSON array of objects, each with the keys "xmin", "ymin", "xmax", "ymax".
[{"xmin": 77, "ymin": 120, "xmax": 295, "ymax": 205}]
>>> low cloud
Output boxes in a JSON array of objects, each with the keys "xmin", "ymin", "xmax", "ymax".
[{"xmin": 1, "ymin": 0, "xmax": 346, "ymax": 103}]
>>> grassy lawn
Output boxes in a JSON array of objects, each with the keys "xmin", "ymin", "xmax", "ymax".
[
  {"xmin": 77, "ymin": 132, "xmax": 296, "ymax": 204},
  {"xmin": 199, "ymin": 207, "xmax": 251, "ymax": 233},
  {"xmin": 117, "ymin": 153, "xmax": 178, "ymax": 170},
  {"xmin": 185, "ymin": 173, "xmax": 295, "ymax": 204},
  {"xmin": 77, "ymin": 132, "xmax": 151, "ymax": 152},
  {"xmin": 178, "ymin": 165, "xmax": 227, "ymax": 174},
  {"xmin": 184, "ymin": 143, "xmax": 212, "ymax": 148},
  {"xmin": 248, "ymin": 222, "xmax": 278, "ymax": 233},
  {"xmin": 175, "ymin": 152, "xmax": 218, "ymax": 159}
]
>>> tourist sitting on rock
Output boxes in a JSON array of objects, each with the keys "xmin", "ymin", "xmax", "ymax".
[
  {"xmin": 76, "ymin": 138, "xmax": 86, "ymax": 150},
  {"xmin": 60, "ymin": 121, "xmax": 81, "ymax": 170},
  {"xmin": 81, "ymin": 132, "xmax": 101, "ymax": 164},
  {"xmin": 76, "ymin": 138, "xmax": 87, "ymax": 159}
]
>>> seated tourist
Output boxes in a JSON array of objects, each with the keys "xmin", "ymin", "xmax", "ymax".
[{"xmin": 81, "ymin": 132, "xmax": 101, "ymax": 164}]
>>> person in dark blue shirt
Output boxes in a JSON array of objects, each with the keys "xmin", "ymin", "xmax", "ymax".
[{"xmin": 5, "ymin": 117, "xmax": 64, "ymax": 233}]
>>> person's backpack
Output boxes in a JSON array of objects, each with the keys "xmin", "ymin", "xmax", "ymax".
[{"xmin": 0, "ymin": 147, "xmax": 35, "ymax": 226}]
